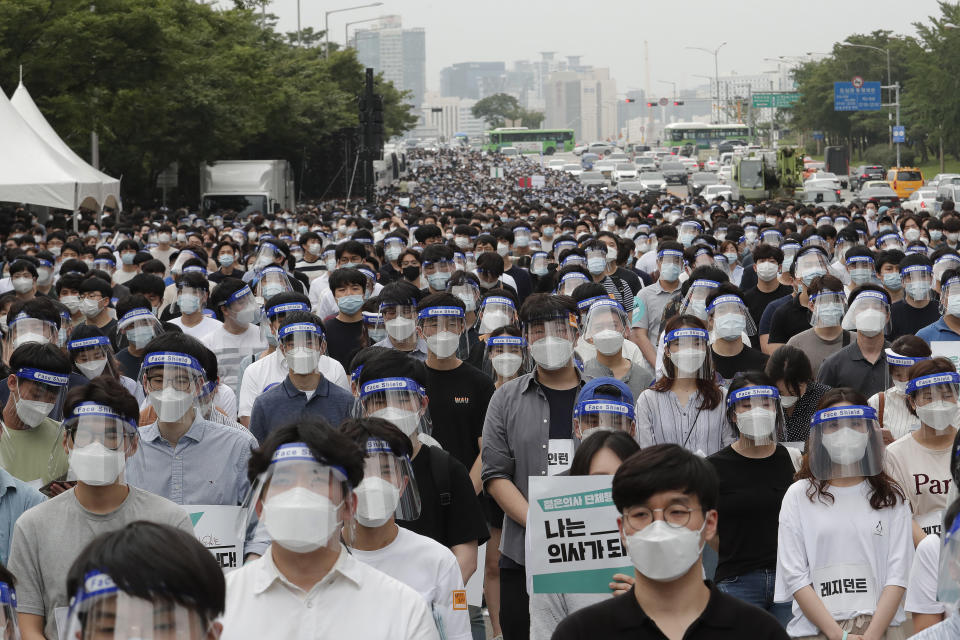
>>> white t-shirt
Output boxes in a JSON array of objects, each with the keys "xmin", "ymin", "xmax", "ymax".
[
  {"xmin": 884, "ymin": 432, "xmax": 955, "ymax": 535},
  {"xmin": 205, "ymin": 324, "xmax": 269, "ymax": 394},
  {"xmin": 774, "ymin": 479, "xmax": 913, "ymax": 637},
  {"xmin": 350, "ymin": 527, "xmax": 471, "ymax": 640},
  {"xmin": 308, "ymin": 272, "xmax": 331, "ymax": 310},
  {"xmin": 905, "ymin": 533, "xmax": 945, "ymax": 616},
  {"xmin": 237, "ymin": 349, "xmax": 349, "ymax": 418},
  {"xmin": 169, "ymin": 315, "xmax": 222, "ymax": 340}
]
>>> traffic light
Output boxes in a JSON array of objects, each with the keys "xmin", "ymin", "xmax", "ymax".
[
  {"xmin": 673, "ymin": 100, "xmax": 685, "ymax": 106},
  {"xmin": 624, "ymin": 98, "xmax": 636, "ymax": 103},
  {"xmin": 646, "ymin": 102, "xmax": 656, "ymax": 107}
]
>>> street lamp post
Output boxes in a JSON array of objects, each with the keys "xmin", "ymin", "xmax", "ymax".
[
  {"xmin": 324, "ymin": 3, "xmax": 384, "ymax": 60},
  {"xmin": 686, "ymin": 42, "xmax": 726, "ymax": 124},
  {"xmin": 345, "ymin": 16, "xmax": 384, "ymax": 49}
]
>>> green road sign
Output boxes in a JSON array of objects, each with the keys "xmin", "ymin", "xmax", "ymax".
[{"xmin": 752, "ymin": 92, "xmax": 800, "ymax": 109}]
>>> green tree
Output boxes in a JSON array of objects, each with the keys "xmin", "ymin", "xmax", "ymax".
[{"xmin": 471, "ymin": 93, "xmax": 522, "ymax": 128}]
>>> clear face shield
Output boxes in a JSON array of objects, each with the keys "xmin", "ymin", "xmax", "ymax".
[
  {"xmin": 934, "ymin": 256, "xmax": 960, "ymax": 287},
  {"xmin": 464, "ymin": 251, "xmax": 477, "ymax": 273},
  {"xmin": 239, "ymin": 443, "xmax": 353, "ymax": 554},
  {"xmin": 840, "ymin": 290, "xmax": 891, "ymax": 337},
  {"xmin": 5, "ymin": 315, "xmax": 58, "ymax": 355},
  {"xmin": 423, "ymin": 259, "xmax": 455, "ymax": 291},
  {"xmin": 937, "ymin": 511, "xmax": 960, "ymax": 614},
  {"xmin": 322, "ymin": 248, "xmax": 337, "ymax": 272},
  {"xmin": 573, "ymin": 399, "xmax": 636, "ymax": 441},
  {"xmin": 450, "ymin": 282, "xmax": 481, "ymax": 315},
  {"xmin": 477, "ymin": 296, "xmax": 517, "ymax": 335},
  {"xmin": 557, "ymin": 272, "xmax": 589, "ymax": 296},
  {"xmin": 656, "ymin": 249, "xmax": 685, "ymax": 283},
  {"xmin": 352, "ymin": 438, "xmax": 421, "ymax": 529},
  {"xmin": 377, "ymin": 303, "xmax": 418, "ymax": 344},
  {"xmin": 906, "ymin": 373, "xmax": 960, "ymax": 437},
  {"xmin": 482, "ymin": 335, "xmax": 530, "ymax": 383},
  {"xmin": 57, "ymin": 402, "xmax": 139, "ymax": 487},
  {"xmin": 358, "ymin": 377, "xmax": 430, "ymax": 438},
  {"xmin": 809, "ymin": 290, "xmax": 847, "ymax": 329},
  {"xmin": 383, "ymin": 238, "xmax": 405, "ymax": 264},
  {"xmin": 761, "ymin": 229, "xmax": 782, "ymax": 248},
  {"xmin": 707, "ymin": 294, "xmax": 757, "ymax": 342},
  {"xmin": 553, "ymin": 240, "xmax": 577, "ymax": 261},
  {"xmin": 524, "ymin": 313, "xmax": 579, "ymax": 372},
  {"xmin": 252, "ymin": 267, "xmax": 293, "ymax": 305},
  {"xmin": 679, "ymin": 280, "xmax": 720, "ymax": 322},
  {"xmin": 117, "ymin": 309, "xmax": 163, "ymax": 352},
  {"xmin": 252, "ymin": 241, "xmax": 284, "ymax": 273},
  {"xmin": 13, "ymin": 367, "xmax": 68, "ymax": 428},
  {"xmin": 795, "ymin": 250, "xmax": 830, "ymax": 288},
  {"xmin": 582, "ymin": 299, "xmax": 629, "ymax": 356},
  {"xmin": 691, "ymin": 247, "xmax": 714, "ymax": 270},
  {"xmin": 808, "ymin": 405, "xmax": 884, "ymax": 480},
  {"xmin": 884, "ymin": 349, "xmax": 928, "ymax": 396},
  {"xmin": 943, "ymin": 276, "xmax": 960, "ymax": 318},
  {"xmin": 277, "ymin": 323, "xmax": 325, "ymax": 375},
  {"xmin": 877, "ymin": 232, "xmax": 904, "ymax": 253},
  {"xmin": 138, "ymin": 352, "xmax": 205, "ymax": 424},
  {"xmin": 663, "ymin": 327, "xmax": 712, "ymax": 380},
  {"xmin": 781, "ymin": 243, "xmax": 800, "ymax": 272},
  {"xmin": 514, "ymin": 227, "xmax": 532, "ymax": 248},
  {"xmin": 362, "ymin": 311, "xmax": 387, "ymax": 344},
  {"xmin": 68, "ymin": 336, "xmax": 118, "ymax": 381},
  {"xmin": 221, "ymin": 286, "xmax": 261, "ymax": 327},
  {"xmin": 0, "ymin": 581, "xmax": 18, "ymax": 640},
  {"xmin": 727, "ymin": 385, "xmax": 784, "ymax": 446},
  {"xmin": 63, "ymin": 572, "xmax": 216, "ymax": 640},
  {"xmin": 417, "ymin": 306, "xmax": 468, "ymax": 360},
  {"xmin": 845, "ymin": 256, "xmax": 878, "ymax": 287},
  {"xmin": 530, "ymin": 252, "xmax": 549, "ymax": 277},
  {"xmin": 169, "ymin": 250, "xmax": 202, "ymax": 276}
]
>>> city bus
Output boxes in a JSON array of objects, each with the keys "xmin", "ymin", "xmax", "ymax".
[
  {"xmin": 482, "ymin": 128, "xmax": 576, "ymax": 155},
  {"xmin": 664, "ymin": 123, "xmax": 751, "ymax": 149}
]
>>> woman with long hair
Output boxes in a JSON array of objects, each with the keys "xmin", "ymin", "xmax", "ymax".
[
  {"xmin": 635, "ymin": 314, "xmax": 732, "ymax": 456},
  {"xmin": 775, "ymin": 387, "xmax": 912, "ymax": 639}
]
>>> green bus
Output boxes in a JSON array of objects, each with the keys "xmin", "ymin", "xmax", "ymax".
[
  {"xmin": 664, "ymin": 123, "xmax": 751, "ymax": 149},
  {"xmin": 482, "ymin": 128, "xmax": 575, "ymax": 155}
]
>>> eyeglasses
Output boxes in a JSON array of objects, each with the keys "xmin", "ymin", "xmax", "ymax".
[
  {"xmin": 79, "ymin": 293, "xmax": 103, "ymax": 301},
  {"xmin": 623, "ymin": 506, "xmax": 703, "ymax": 530}
]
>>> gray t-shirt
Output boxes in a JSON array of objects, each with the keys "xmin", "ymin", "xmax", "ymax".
[
  {"xmin": 582, "ymin": 359, "xmax": 654, "ymax": 402},
  {"xmin": 7, "ymin": 486, "xmax": 193, "ymax": 640},
  {"xmin": 785, "ymin": 328, "xmax": 852, "ymax": 378}
]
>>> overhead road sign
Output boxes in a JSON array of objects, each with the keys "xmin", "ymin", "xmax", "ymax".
[
  {"xmin": 834, "ymin": 81, "xmax": 882, "ymax": 111},
  {"xmin": 751, "ymin": 92, "xmax": 800, "ymax": 109}
]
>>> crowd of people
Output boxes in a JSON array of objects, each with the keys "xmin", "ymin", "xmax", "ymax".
[{"xmin": 0, "ymin": 146, "xmax": 955, "ymax": 638}]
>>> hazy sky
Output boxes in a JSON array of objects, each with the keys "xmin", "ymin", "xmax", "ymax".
[{"xmin": 261, "ymin": 0, "xmax": 944, "ymax": 96}]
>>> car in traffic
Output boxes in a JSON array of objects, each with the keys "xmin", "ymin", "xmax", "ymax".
[
  {"xmin": 901, "ymin": 187, "xmax": 938, "ymax": 213},
  {"xmin": 634, "ymin": 157, "xmax": 657, "ymax": 171},
  {"xmin": 579, "ymin": 171, "xmax": 609, "ymax": 186},
  {"xmin": 702, "ymin": 184, "xmax": 734, "ymax": 200},
  {"xmin": 588, "ymin": 142, "xmax": 615, "ymax": 156},
  {"xmin": 572, "ymin": 144, "xmax": 588, "ymax": 156},
  {"xmin": 547, "ymin": 158, "xmax": 567, "ymax": 170},
  {"xmin": 660, "ymin": 161, "xmax": 688, "ymax": 185},
  {"xmin": 679, "ymin": 157, "xmax": 700, "ymax": 173},
  {"xmin": 936, "ymin": 184, "xmax": 960, "ymax": 210},
  {"xmin": 689, "ymin": 172, "xmax": 719, "ymax": 197},
  {"xmin": 800, "ymin": 189, "xmax": 843, "ymax": 205},
  {"xmin": 638, "ymin": 172, "xmax": 667, "ymax": 194},
  {"xmin": 500, "ymin": 146, "xmax": 520, "ymax": 159},
  {"xmin": 887, "ymin": 167, "xmax": 924, "ymax": 199},
  {"xmin": 562, "ymin": 163, "xmax": 583, "ymax": 176},
  {"xmin": 857, "ymin": 184, "xmax": 901, "ymax": 208},
  {"xmin": 580, "ymin": 153, "xmax": 600, "ymax": 170},
  {"xmin": 703, "ymin": 158, "xmax": 720, "ymax": 172},
  {"xmin": 613, "ymin": 163, "xmax": 639, "ymax": 183},
  {"xmin": 718, "ymin": 165, "xmax": 733, "ymax": 184},
  {"xmin": 803, "ymin": 161, "xmax": 825, "ymax": 180},
  {"xmin": 850, "ymin": 165, "xmax": 885, "ymax": 191},
  {"xmin": 616, "ymin": 181, "xmax": 645, "ymax": 194},
  {"xmin": 928, "ymin": 173, "xmax": 960, "ymax": 189},
  {"xmin": 608, "ymin": 152, "xmax": 629, "ymax": 162}
]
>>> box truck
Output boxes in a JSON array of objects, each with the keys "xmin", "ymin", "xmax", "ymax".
[{"xmin": 200, "ymin": 160, "xmax": 294, "ymax": 217}]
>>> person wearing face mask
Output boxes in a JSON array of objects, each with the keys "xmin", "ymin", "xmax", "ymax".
[
  {"xmin": 113, "ymin": 296, "xmax": 166, "ymax": 380},
  {"xmin": 76, "ymin": 275, "xmax": 120, "ymax": 348},
  {"xmin": 762, "ymin": 246, "xmax": 830, "ymax": 355},
  {"xmin": 322, "ymin": 268, "xmax": 369, "ymax": 370},
  {"xmin": 149, "ymin": 225, "xmax": 176, "ymax": 275},
  {"xmin": 208, "ymin": 240, "xmax": 243, "ymax": 284},
  {"xmin": 818, "ymin": 285, "xmax": 892, "ymax": 398},
  {"xmin": 66, "ymin": 326, "xmax": 142, "ymax": 402},
  {"xmin": 420, "ymin": 244, "xmax": 457, "ymax": 295},
  {"xmin": 359, "ymin": 351, "xmax": 488, "ymax": 586},
  {"xmin": 876, "ymin": 250, "xmax": 906, "ymax": 304},
  {"xmin": 917, "ymin": 268, "xmax": 960, "ymax": 344},
  {"xmin": 341, "ymin": 418, "xmax": 471, "ymax": 640},
  {"xmin": 0, "ymin": 343, "xmax": 71, "ymax": 488},
  {"xmin": 706, "ymin": 373, "xmax": 798, "ymax": 628},
  {"xmin": 582, "ymin": 239, "xmax": 634, "ymax": 316},
  {"xmin": 378, "ymin": 234, "xmax": 408, "ymax": 284},
  {"xmin": 169, "ymin": 271, "xmax": 221, "ymax": 340},
  {"xmin": 475, "ymin": 250, "xmax": 519, "ymax": 297},
  {"xmin": 398, "ymin": 248, "xmax": 424, "ymax": 288},
  {"xmin": 7, "ymin": 376, "xmax": 193, "ymax": 640},
  {"xmin": 205, "ymin": 279, "xmax": 268, "ymax": 394},
  {"xmin": 553, "ymin": 443, "xmax": 788, "ymax": 640},
  {"xmin": 112, "ymin": 239, "xmax": 141, "ymax": 286},
  {"xmin": 579, "ymin": 297, "xmax": 653, "ymax": 400},
  {"xmin": 786, "ymin": 275, "xmax": 855, "ymax": 377},
  {"xmin": 635, "ymin": 317, "xmax": 733, "ymax": 457},
  {"xmin": 222, "ymin": 423, "xmax": 439, "ymax": 640},
  {"xmin": 704, "ymin": 286, "xmax": 768, "ymax": 383},
  {"xmin": 6, "ymin": 260, "xmax": 37, "ymax": 303},
  {"xmin": 884, "ymin": 359, "xmax": 959, "ymax": 545},
  {"xmin": 248, "ymin": 313, "xmax": 354, "ymax": 444},
  {"xmin": 292, "ymin": 231, "xmax": 326, "ymax": 282},
  {"xmin": 55, "ymin": 273, "xmax": 85, "ymax": 330},
  {"xmin": 373, "ymin": 281, "xmax": 429, "ymax": 360},
  {"xmin": 866, "ymin": 336, "xmax": 931, "ymax": 442},
  {"xmin": 742, "ymin": 245, "xmax": 793, "ymax": 346},
  {"xmin": 481, "ymin": 294, "xmax": 584, "ymax": 639},
  {"xmin": 491, "ymin": 227, "xmax": 532, "ymax": 303},
  {"xmin": 774, "ymin": 388, "xmax": 912, "ymax": 640},
  {"xmin": 888, "ymin": 254, "xmax": 940, "ymax": 340},
  {"xmin": 632, "ymin": 242, "xmax": 685, "ymax": 369},
  {"xmin": 843, "ymin": 246, "xmax": 879, "ymax": 292}
]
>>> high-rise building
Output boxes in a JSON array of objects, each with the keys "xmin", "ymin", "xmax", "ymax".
[
  {"xmin": 408, "ymin": 93, "xmax": 487, "ymax": 143},
  {"xmin": 354, "ymin": 20, "xmax": 426, "ymax": 108},
  {"xmin": 439, "ymin": 62, "xmax": 506, "ymax": 100},
  {"xmin": 544, "ymin": 67, "xmax": 617, "ymax": 142}
]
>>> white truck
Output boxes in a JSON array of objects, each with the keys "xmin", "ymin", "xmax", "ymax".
[{"xmin": 200, "ymin": 160, "xmax": 294, "ymax": 217}]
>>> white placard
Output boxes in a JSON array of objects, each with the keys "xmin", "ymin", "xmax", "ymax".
[
  {"xmin": 931, "ymin": 341, "xmax": 960, "ymax": 373},
  {"xmin": 186, "ymin": 505, "xmax": 243, "ymax": 573},
  {"xmin": 811, "ymin": 564, "xmax": 877, "ymax": 615}
]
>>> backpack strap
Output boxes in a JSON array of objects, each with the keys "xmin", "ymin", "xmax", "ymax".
[
  {"xmin": 428, "ymin": 445, "xmax": 453, "ymax": 507},
  {"xmin": 878, "ymin": 392, "xmax": 886, "ymax": 427}
]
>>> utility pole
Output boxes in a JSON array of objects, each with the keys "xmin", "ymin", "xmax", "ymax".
[{"xmin": 358, "ymin": 68, "xmax": 384, "ymax": 204}]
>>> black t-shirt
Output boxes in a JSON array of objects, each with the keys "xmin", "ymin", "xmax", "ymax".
[
  {"xmin": 768, "ymin": 295, "xmax": 811, "ymax": 344},
  {"xmin": 323, "ymin": 317, "xmax": 364, "ymax": 371},
  {"xmin": 424, "ymin": 361, "xmax": 495, "ymax": 471},
  {"xmin": 707, "ymin": 445, "xmax": 796, "ymax": 582},
  {"xmin": 889, "ymin": 297, "xmax": 941, "ymax": 340},
  {"xmin": 711, "ymin": 344, "xmax": 770, "ymax": 384},
  {"xmin": 615, "ymin": 267, "xmax": 643, "ymax": 296},
  {"xmin": 552, "ymin": 581, "xmax": 789, "ymax": 640},
  {"xmin": 398, "ymin": 445, "xmax": 490, "ymax": 548},
  {"xmin": 542, "ymin": 385, "xmax": 577, "ymax": 439},
  {"xmin": 742, "ymin": 284, "xmax": 793, "ymax": 328},
  {"xmin": 115, "ymin": 347, "xmax": 144, "ymax": 380},
  {"xmin": 506, "ymin": 265, "xmax": 533, "ymax": 303}
]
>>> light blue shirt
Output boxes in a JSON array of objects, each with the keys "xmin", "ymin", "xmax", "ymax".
[
  {"xmin": 0, "ymin": 468, "xmax": 44, "ymax": 565},
  {"xmin": 125, "ymin": 414, "xmax": 257, "ymax": 507},
  {"xmin": 916, "ymin": 316, "xmax": 960, "ymax": 344}
]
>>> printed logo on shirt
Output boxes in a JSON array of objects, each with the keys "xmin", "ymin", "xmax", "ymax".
[
  {"xmin": 452, "ymin": 590, "xmax": 467, "ymax": 610},
  {"xmin": 454, "ymin": 396, "xmax": 469, "ymax": 404},
  {"xmin": 874, "ymin": 520, "xmax": 883, "ymax": 536},
  {"xmin": 914, "ymin": 474, "xmax": 951, "ymax": 497}
]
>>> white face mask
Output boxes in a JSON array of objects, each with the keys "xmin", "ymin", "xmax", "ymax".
[
  {"xmin": 530, "ymin": 336, "xmax": 574, "ymax": 371},
  {"xmin": 80, "ymin": 299, "xmax": 102, "ymax": 318},
  {"xmin": 893, "ymin": 380, "xmax": 908, "ymax": 394},
  {"xmin": 178, "ymin": 294, "xmax": 201, "ymax": 315},
  {"xmin": 491, "ymin": 353, "xmax": 523, "ymax": 378},
  {"xmin": 426, "ymin": 331, "xmax": 460, "ymax": 359},
  {"xmin": 263, "ymin": 487, "xmax": 341, "ymax": 553},
  {"xmin": 916, "ymin": 400, "xmax": 956, "ymax": 432},
  {"xmin": 371, "ymin": 406, "xmax": 420, "ymax": 436},
  {"xmin": 755, "ymin": 262, "xmax": 779, "ymax": 282},
  {"xmin": 385, "ymin": 317, "xmax": 416, "ymax": 341},
  {"xmin": 713, "ymin": 314, "xmax": 746, "ymax": 341},
  {"xmin": 821, "ymin": 427, "xmax": 870, "ymax": 466},
  {"xmin": 855, "ymin": 309, "xmax": 886, "ymax": 337},
  {"xmin": 11, "ymin": 277, "xmax": 33, "ymax": 294},
  {"xmin": 354, "ymin": 477, "xmax": 401, "ymax": 528},
  {"xmin": 61, "ymin": 295, "xmax": 81, "ymax": 314},
  {"xmin": 69, "ymin": 442, "xmax": 125, "ymax": 486},
  {"xmin": 780, "ymin": 395, "xmax": 798, "ymax": 408},
  {"xmin": 479, "ymin": 311, "xmax": 510, "ymax": 334},
  {"xmin": 148, "ymin": 388, "xmax": 194, "ymax": 422},
  {"xmin": 624, "ymin": 520, "xmax": 705, "ymax": 582},
  {"xmin": 126, "ymin": 326, "xmax": 155, "ymax": 350},
  {"xmin": 284, "ymin": 347, "xmax": 320, "ymax": 375},
  {"xmin": 736, "ymin": 407, "xmax": 777, "ymax": 440},
  {"xmin": 671, "ymin": 348, "xmax": 706, "ymax": 375},
  {"xmin": 591, "ymin": 329, "xmax": 624, "ymax": 356},
  {"xmin": 77, "ymin": 359, "xmax": 107, "ymax": 380},
  {"xmin": 15, "ymin": 396, "xmax": 54, "ymax": 428}
]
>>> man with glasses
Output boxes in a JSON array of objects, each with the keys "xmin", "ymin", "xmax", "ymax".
[
  {"xmin": 420, "ymin": 244, "xmax": 456, "ymax": 295},
  {"xmin": 552, "ymin": 444, "xmax": 788, "ymax": 639}
]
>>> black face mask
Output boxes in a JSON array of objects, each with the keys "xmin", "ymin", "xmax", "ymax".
[{"xmin": 402, "ymin": 265, "xmax": 421, "ymax": 281}]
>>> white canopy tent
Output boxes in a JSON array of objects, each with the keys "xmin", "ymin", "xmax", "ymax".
[{"xmin": 10, "ymin": 81, "xmax": 121, "ymax": 211}]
